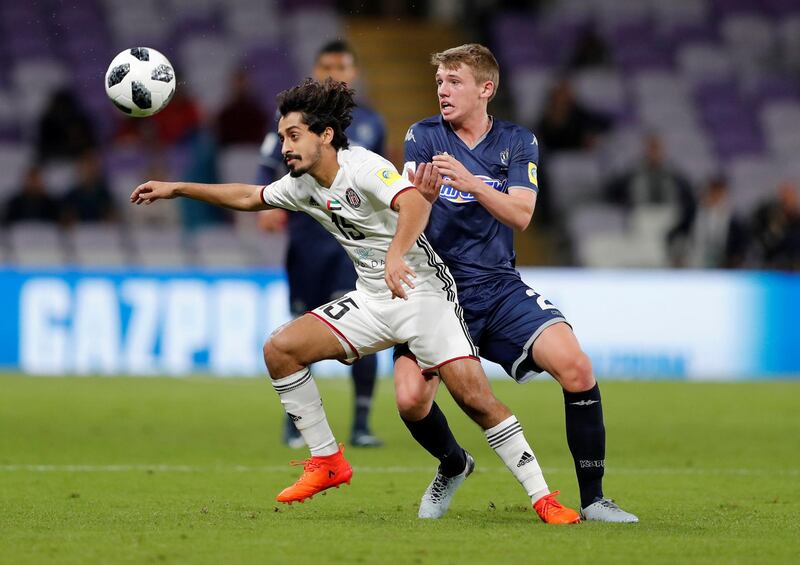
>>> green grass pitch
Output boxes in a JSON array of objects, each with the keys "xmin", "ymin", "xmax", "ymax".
[{"xmin": 1, "ymin": 374, "xmax": 798, "ymax": 564}]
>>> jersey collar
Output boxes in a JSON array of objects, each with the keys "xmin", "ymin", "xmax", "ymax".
[{"xmin": 440, "ymin": 114, "xmax": 494, "ymax": 151}]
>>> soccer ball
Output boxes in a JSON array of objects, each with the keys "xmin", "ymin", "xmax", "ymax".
[{"xmin": 105, "ymin": 47, "xmax": 176, "ymax": 117}]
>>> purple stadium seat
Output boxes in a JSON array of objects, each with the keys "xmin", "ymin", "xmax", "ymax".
[
  {"xmin": 678, "ymin": 43, "xmax": 735, "ymax": 84},
  {"xmin": 711, "ymin": 0, "xmax": 765, "ymax": 16},
  {"xmin": 745, "ymin": 76, "xmax": 800, "ymax": 106},
  {"xmin": 105, "ymin": 148, "xmax": 151, "ymax": 176},
  {"xmin": 764, "ymin": 0, "xmax": 800, "ymax": 16},
  {"xmin": 710, "ymin": 124, "xmax": 764, "ymax": 159},
  {"xmin": 728, "ymin": 155, "xmax": 781, "ymax": 212},
  {"xmin": 491, "ymin": 15, "xmax": 554, "ymax": 71}
]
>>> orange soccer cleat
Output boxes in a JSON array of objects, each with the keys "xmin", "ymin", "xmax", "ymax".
[
  {"xmin": 532, "ymin": 491, "xmax": 581, "ymax": 524},
  {"xmin": 276, "ymin": 443, "xmax": 353, "ymax": 504}
]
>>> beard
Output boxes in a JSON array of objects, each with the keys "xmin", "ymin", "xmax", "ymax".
[
  {"xmin": 288, "ymin": 165, "xmax": 307, "ymax": 178},
  {"xmin": 286, "ymin": 147, "xmax": 321, "ymax": 178}
]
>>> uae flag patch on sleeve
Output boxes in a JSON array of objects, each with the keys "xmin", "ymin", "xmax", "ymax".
[{"xmin": 327, "ymin": 199, "xmax": 342, "ymax": 211}]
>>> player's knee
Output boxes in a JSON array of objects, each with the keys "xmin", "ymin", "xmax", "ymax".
[
  {"xmin": 262, "ymin": 331, "xmax": 296, "ymax": 372},
  {"xmin": 396, "ymin": 391, "xmax": 430, "ymax": 421},
  {"xmin": 395, "ymin": 381, "xmax": 434, "ymax": 420},
  {"xmin": 559, "ymin": 352, "xmax": 595, "ymax": 393}
]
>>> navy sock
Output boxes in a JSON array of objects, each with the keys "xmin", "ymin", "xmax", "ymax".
[
  {"xmin": 351, "ymin": 354, "xmax": 377, "ymax": 433},
  {"xmin": 402, "ymin": 402, "xmax": 466, "ymax": 477},
  {"xmin": 563, "ymin": 383, "xmax": 606, "ymax": 507}
]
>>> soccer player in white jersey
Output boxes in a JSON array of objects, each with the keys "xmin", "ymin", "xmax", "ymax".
[{"xmin": 130, "ymin": 79, "xmax": 579, "ymax": 521}]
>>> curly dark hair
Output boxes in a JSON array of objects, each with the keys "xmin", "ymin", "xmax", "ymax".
[{"xmin": 277, "ymin": 78, "xmax": 355, "ymax": 151}]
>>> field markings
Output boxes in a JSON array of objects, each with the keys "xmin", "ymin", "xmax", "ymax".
[{"xmin": 0, "ymin": 464, "xmax": 797, "ymax": 477}]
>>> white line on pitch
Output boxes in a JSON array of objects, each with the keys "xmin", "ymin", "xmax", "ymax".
[{"xmin": 0, "ymin": 464, "xmax": 796, "ymax": 477}]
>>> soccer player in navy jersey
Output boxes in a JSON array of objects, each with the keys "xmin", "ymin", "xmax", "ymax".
[
  {"xmin": 258, "ymin": 40, "xmax": 386, "ymax": 448},
  {"xmin": 394, "ymin": 44, "xmax": 638, "ymax": 523}
]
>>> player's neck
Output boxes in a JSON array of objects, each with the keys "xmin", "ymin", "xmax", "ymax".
[
  {"xmin": 449, "ymin": 111, "xmax": 492, "ymax": 148},
  {"xmin": 309, "ymin": 151, "xmax": 340, "ymax": 188}
]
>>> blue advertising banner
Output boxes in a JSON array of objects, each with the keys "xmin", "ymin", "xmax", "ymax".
[{"xmin": 1, "ymin": 267, "xmax": 798, "ymax": 379}]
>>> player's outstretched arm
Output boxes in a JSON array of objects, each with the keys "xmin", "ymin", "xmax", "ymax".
[
  {"xmin": 130, "ymin": 180, "xmax": 271, "ymax": 212},
  {"xmin": 432, "ymin": 154, "xmax": 536, "ymax": 231}
]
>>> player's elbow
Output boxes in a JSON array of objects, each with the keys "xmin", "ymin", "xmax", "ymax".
[{"xmin": 513, "ymin": 212, "xmax": 532, "ymax": 232}]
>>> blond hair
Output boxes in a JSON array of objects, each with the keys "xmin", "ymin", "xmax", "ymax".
[{"xmin": 431, "ymin": 43, "xmax": 500, "ymax": 100}]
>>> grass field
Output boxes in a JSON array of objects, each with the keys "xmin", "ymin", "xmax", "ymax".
[{"xmin": 1, "ymin": 374, "xmax": 798, "ymax": 564}]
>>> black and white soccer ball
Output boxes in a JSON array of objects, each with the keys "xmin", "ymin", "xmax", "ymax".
[{"xmin": 105, "ymin": 47, "xmax": 176, "ymax": 117}]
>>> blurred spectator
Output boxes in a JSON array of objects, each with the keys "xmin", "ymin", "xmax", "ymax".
[
  {"xmin": 116, "ymin": 87, "xmax": 202, "ymax": 148},
  {"xmin": 215, "ymin": 69, "xmax": 268, "ymax": 146},
  {"xmin": 535, "ymin": 78, "xmax": 611, "ymax": 152},
  {"xmin": 568, "ymin": 26, "xmax": 612, "ymax": 69},
  {"xmin": 604, "ymin": 135, "xmax": 697, "ymax": 261},
  {"xmin": 61, "ymin": 152, "xmax": 118, "ymax": 227},
  {"xmin": 36, "ymin": 88, "xmax": 96, "ymax": 162},
  {"xmin": 752, "ymin": 182, "xmax": 800, "ymax": 271},
  {"xmin": 688, "ymin": 176, "xmax": 749, "ymax": 269},
  {"xmin": 178, "ymin": 129, "xmax": 229, "ymax": 231},
  {"xmin": 2, "ymin": 167, "xmax": 60, "ymax": 225}
]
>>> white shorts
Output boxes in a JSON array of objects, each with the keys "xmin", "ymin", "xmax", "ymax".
[{"xmin": 309, "ymin": 289, "xmax": 478, "ymax": 373}]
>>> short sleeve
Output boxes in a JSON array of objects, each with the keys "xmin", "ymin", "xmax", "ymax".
[
  {"xmin": 260, "ymin": 175, "xmax": 300, "ymax": 211},
  {"xmin": 356, "ymin": 158, "xmax": 415, "ymax": 210},
  {"xmin": 402, "ymin": 125, "xmax": 432, "ymax": 179},
  {"xmin": 507, "ymin": 128, "xmax": 540, "ymax": 192}
]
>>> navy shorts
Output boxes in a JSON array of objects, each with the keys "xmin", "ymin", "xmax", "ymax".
[{"xmin": 395, "ymin": 275, "xmax": 568, "ymax": 382}]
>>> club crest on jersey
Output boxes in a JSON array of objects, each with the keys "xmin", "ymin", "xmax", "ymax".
[
  {"xmin": 439, "ymin": 175, "xmax": 506, "ymax": 204},
  {"xmin": 345, "ymin": 188, "xmax": 362, "ymax": 208},
  {"xmin": 376, "ymin": 168, "xmax": 401, "ymax": 186},
  {"xmin": 500, "ymin": 149, "xmax": 509, "ymax": 166},
  {"xmin": 327, "ymin": 199, "xmax": 342, "ymax": 211}
]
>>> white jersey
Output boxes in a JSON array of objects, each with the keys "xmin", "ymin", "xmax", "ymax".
[{"xmin": 260, "ymin": 147, "xmax": 451, "ymax": 299}]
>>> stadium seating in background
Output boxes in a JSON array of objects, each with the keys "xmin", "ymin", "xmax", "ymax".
[
  {"xmin": 68, "ymin": 224, "xmax": 129, "ymax": 266},
  {"xmin": 494, "ymin": 0, "xmax": 800, "ymax": 268},
  {"xmin": 6, "ymin": 222, "xmax": 66, "ymax": 266}
]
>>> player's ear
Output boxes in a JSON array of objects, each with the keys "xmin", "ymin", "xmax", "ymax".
[
  {"xmin": 481, "ymin": 81, "xmax": 495, "ymax": 100},
  {"xmin": 321, "ymin": 126, "xmax": 334, "ymax": 145}
]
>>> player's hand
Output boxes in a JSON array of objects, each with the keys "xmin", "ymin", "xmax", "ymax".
[
  {"xmin": 385, "ymin": 252, "xmax": 416, "ymax": 300},
  {"xmin": 407, "ymin": 162, "xmax": 443, "ymax": 203},
  {"xmin": 130, "ymin": 181, "xmax": 178, "ymax": 205},
  {"xmin": 258, "ymin": 209, "xmax": 288, "ymax": 232},
  {"xmin": 432, "ymin": 154, "xmax": 483, "ymax": 195}
]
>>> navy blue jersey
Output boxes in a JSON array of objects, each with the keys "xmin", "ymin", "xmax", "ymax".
[{"xmin": 404, "ymin": 115, "xmax": 539, "ymax": 290}]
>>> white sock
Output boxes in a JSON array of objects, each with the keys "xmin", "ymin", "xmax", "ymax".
[
  {"xmin": 271, "ymin": 368, "xmax": 338, "ymax": 456},
  {"xmin": 485, "ymin": 415, "xmax": 549, "ymax": 500}
]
